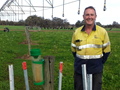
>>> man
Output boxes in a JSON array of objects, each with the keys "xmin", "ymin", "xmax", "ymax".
[{"xmin": 71, "ymin": 6, "xmax": 111, "ymax": 90}]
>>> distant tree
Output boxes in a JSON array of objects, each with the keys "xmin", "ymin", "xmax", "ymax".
[
  {"xmin": 96, "ymin": 22, "xmax": 102, "ymax": 26},
  {"xmin": 112, "ymin": 21, "xmax": 119, "ymax": 25},
  {"xmin": 63, "ymin": 19, "xmax": 70, "ymax": 28},
  {"xmin": 103, "ymin": 24, "xmax": 112, "ymax": 28},
  {"xmin": 1, "ymin": 21, "xmax": 6, "ymax": 25},
  {"xmin": 75, "ymin": 20, "xmax": 81, "ymax": 27},
  {"xmin": 25, "ymin": 16, "xmax": 31, "ymax": 26},
  {"xmin": 52, "ymin": 17, "xmax": 64, "ymax": 28},
  {"xmin": 81, "ymin": 20, "xmax": 85, "ymax": 25},
  {"xmin": 14, "ymin": 22, "xmax": 18, "ymax": 26},
  {"xmin": 112, "ymin": 21, "xmax": 119, "ymax": 28},
  {"xmin": 25, "ymin": 15, "xmax": 39, "ymax": 26},
  {"xmin": 6, "ymin": 20, "xmax": 9, "ymax": 25},
  {"xmin": 9, "ymin": 21, "xmax": 14, "ymax": 25},
  {"xmin": 64, "ymin": 22, "xmax": 70, "ymax": 28},
  {"xmin": 18, "ymin": 20, "xmax": 25, "ymax": 26},
  {"xmin": 44, "ymin": 19, "xmax": 52, "ymax": 29},
  {"xmin": 37, "ymin": 17, "xmax": 44, "ymax": 27}
]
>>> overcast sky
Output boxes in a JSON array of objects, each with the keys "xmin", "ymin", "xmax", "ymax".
[{"xmin": 0, "ymin": 0, "xmax": 120, "ymax": 25}]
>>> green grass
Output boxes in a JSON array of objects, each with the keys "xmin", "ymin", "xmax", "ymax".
[
  {"xmin": 0, "ymin": 26, "xmax": 120, "ymax": 90},
  {"xmin": 0, "ymin": 25, "xmax": 25, "ymax": 30},
  {"xmin": 0, "ymin": 25, "xmax": 120, "ymax": 31},
  {"xmin": 106, "ymin": 28, "xmax": 120, "ymax": 31}
]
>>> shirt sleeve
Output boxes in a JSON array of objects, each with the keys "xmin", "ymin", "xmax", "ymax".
[
  {"xmin": 102, "ymin": 31, "xmax": 111, "ymax": 64},
  {"xmin": 71, "ymin": 32, "xmax": 76, "ymax": 58}
]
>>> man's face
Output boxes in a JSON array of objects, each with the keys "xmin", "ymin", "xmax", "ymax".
[{"xmin": 83, "ymin": 8, "xmax": 97, "ymax": 26}]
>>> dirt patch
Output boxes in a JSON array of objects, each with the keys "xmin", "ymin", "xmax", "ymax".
[
  {"xmin": 23, "ymin": 33, "xmax": 26, "ymax": 36},
  {"xmin": 16, "ymin": 54, "xmax": 31, "ymax": 60},
  {"xmin": 19, "ymin": 40, "xmax": 39, "ymax": 45}
]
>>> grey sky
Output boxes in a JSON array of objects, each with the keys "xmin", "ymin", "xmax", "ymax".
[{"xmin": 0, "ymin": 0, "xmax": 120, "ymax": 25}]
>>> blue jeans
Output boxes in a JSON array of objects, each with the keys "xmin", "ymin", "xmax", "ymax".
[{"xmin": 74, "ymin": 72, "xmax": 103, "ymax": 90}]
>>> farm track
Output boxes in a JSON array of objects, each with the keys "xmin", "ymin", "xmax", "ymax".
[{"xmin": 0, "ymin": 29, "xmax": 120, "ymax": 33}]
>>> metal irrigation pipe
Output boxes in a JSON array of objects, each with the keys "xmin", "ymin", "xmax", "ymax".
[
  {"xmin": 46, "ymin": 0, "xmax": 52, "ymax": 6},
  {"xmin": 10, "ymin": 5, "xmax": 52, "ymax": 8},
  {"xmin": 13, "ymin": 1, "xmax": 25, "ymax": 14},
  {"xmin": 78, "ymin": 0, "xmax": 80, "ymax": 15},
  {"xmin": 62, "ymin": 0, "xmax": 64, "ymax": 17},
  {"xmin": 103, "ymin": 0, "xmax": 106, "ymax": 11},
  {"xmin": 51, "ymin": 0, "xmax": 53, "ymax": 19}
]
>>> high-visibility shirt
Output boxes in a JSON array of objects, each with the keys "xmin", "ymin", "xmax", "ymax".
[{"xmin": 71, "ymin": 25, "xmax": 111, "ymax": 74}]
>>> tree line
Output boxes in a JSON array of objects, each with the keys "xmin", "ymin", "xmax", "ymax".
[
  {"xmin": 0, "ymin": 15, "xmax": 120, "ymax": 29},
  {"xmin": 103, "ymin": 21, "xmax": 120, "ymax": 28},
  {"xmin": 0, "ymin": 15, "xmax": 74, "ymax": 29}
]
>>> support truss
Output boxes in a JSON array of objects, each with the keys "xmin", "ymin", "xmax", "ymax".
[
  {"xmin": 0, "ymin": 0, "xmax": 106, "ymax": 21},
  {"xmin": 0, "ymin": 0, "xmax": 53, "ymax": 19}
]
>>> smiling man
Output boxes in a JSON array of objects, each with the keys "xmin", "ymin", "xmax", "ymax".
[{"xmin": 71, "ymin": 6, "xmax": 111, "ymax": 90}]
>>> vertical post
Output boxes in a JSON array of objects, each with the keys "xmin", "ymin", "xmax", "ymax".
[
  {"xmin": 62, "ymin": 0, "xmax": 64, "ymax": 17},
  {"xmin": 38, "ymin": 27, "xmax": 41, "ymax": 31},
  {"xmin": 103, "ymin": 0, "xmax": 106, "ymax": 11},
  {"xmin": 58, "ymin": 62, "xmax": 63, "ymax": 90},
  {"xmin": 8, "ymin": 64, "xmax": 14, "ymax": 90},
  {"xmin": 51, "ymin": 0, "xmax": 53, "ymax": 19},
  {"xmin": 87, "ymin": 74, "xmax": 92, "ymax": 90},
  {"xmin": 43, "ymin": 56, "xmax": 55, "ymax": 90},
  {"xmin": 25, "ymin": 27, "xmax": 31, "ymax": 55},
  {"xmin": 43, "ymin": 0, "xmax": 44, "ymax": 19},
  {"xmin": 22, "ymin": 62, "xmax": 30, "ymax": 90},
  {"xmin": 81, "ymin": 64, "xmax": 87, "ymax": 90},
  {"xmin": 78, "ymin": 0, "xmax": 80, "ymax": 15}
]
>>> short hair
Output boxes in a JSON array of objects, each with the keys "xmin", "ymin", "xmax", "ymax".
[{"xmin": 84, "ymin": 6, "xmax": 96, "ymax": 15}]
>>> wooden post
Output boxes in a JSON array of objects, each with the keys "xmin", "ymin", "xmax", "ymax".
[
  {"xmin": 43, "ymin": 56, "xmax": 55, "ymax": 90},
  {"xmin": 25, "ymin": 26, "xmax": 31, "ymax": 55}
]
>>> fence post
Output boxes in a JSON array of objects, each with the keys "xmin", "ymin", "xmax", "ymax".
[
  {"xmin": 25, "ymin": 26, "xmax": 31, "ymax": 55},
  {"xmin": 43, "ymin": 56, "xmax": 55, "ymax": 90}
]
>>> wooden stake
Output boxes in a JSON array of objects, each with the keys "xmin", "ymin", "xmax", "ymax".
[
  {"xmin": 43, "ymin": 56, "xmax": 55, "ymax": 90},
  {"xmin": 25, "ymin": 26, "xmax": 31, "ymax": 55}
]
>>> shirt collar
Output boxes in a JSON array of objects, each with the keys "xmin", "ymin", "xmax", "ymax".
[{"xmin": 81, "ymin": 24, "xmax": 96, "ymax": 31}]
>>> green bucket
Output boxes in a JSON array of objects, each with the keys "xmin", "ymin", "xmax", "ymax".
[{"xmin": 30, "ymin": 49, "xmax": 41, "ymax": 57}]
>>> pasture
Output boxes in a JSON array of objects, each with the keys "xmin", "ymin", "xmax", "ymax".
[{"xmin": 0, "ymin": 25, "xmax": 120, "ymax": 90}]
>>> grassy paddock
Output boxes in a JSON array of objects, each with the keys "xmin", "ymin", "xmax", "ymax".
[
  {"xmin": 1, "ymin": 25, "xmax": 120, "ymax": 31},
  {"xmin": 0, "ymin": 25, "xmax": 25, "ymax": 30},
  {"xmin": 0, "ymin": 25, "xmax": 75, "ymax": 31},
  {"xmin": 0, "ymin": 26, "xmax": 120, "ymax": 90},
  {"xmin": 105, "ymin": 28, "xmax": 120, "ymax": 31}
]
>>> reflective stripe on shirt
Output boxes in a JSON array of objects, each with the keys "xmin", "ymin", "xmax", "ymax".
[
  {"xmin": 71, "ymin": 43, "xmax": 76, "ymax": 48},
  {"xmin": 103, "ymin": 41, "xmax": 110, "ymax": 48},
  {"xmin": 71, "ymin": 41, "xmax": 110, "ymax": 50},
  {"xmin": 76, "ymin": 53, "xmax": 103, "ymax": 59}
]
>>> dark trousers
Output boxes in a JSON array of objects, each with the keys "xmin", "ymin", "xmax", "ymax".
[{"xmin": 74, "ymin": 72, "xmax": 103, "ymax": 90}]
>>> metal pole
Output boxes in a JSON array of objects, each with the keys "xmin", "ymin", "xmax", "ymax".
[
  {"xmin": 8, "ymin": 64, "xmax": 14, "ymax": 90},
  {"xmin": 103, "ymin": 0, "xmax": 106, "ymax": 11},
  {"xmin": 22, "ymin": 62, "xmax": 30, "ymax": 90},
  {"xmin": 78, "ymin": 0, "xmax": 80, "ymax": 14},
  {"xmin": 58, "ymin": 62, "xmax": 63, "ymax": 90},
  {"xmin": 81, "ymin": 64, "xmax": 87, "ymax": 90},
  {"xmin": 51, "ymin": 0, "xmax": 53, "ymax": 19},
  {"xmin": 87, "ymin": 74, "xmax": 92, "ymax": 90},
  {"xmin": 62, "ymin": 0, "xmax": 64, "ymax": 17},
  {"xmin": 43, "ymin": 0, "xmax": 44, "ymax": 19}
]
